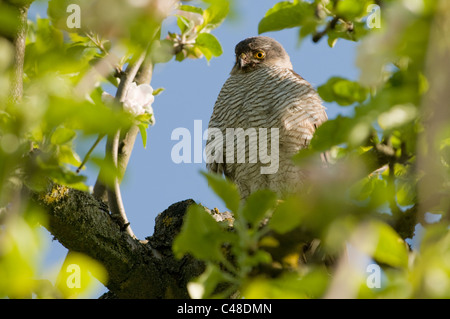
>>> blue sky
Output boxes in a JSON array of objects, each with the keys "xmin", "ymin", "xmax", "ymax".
[{"xmin": 30, "ymin": 0, "xmax": 359, "ymax": 297}]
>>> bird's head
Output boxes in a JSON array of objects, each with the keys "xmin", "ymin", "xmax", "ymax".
[{"xmin": 230, "ymin": 36, "xmax": 293, "ymax": 75}]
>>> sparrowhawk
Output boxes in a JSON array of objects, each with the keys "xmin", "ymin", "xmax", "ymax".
[{"xmin": 206, "ymin": 36, "xmax": 327, "ymax": 199}]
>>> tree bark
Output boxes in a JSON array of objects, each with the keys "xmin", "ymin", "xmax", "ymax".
[{"xmin": 2, "ymin": 0, "xmax": 30, "ymax": 104}]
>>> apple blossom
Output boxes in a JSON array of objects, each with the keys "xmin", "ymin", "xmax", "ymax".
[{"xmin": 102, "ymin": 83, "xmax": 155, "ymax": 119}]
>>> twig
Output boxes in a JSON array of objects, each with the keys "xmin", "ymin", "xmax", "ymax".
[
  {"xmin": 93, "ymin": 54, "xmax": 154, "ymax": 191},
  {"xmin": 84, "ymin": 31, "xmax": 107, "ymax": 54},
  {"xmin": 76, "ymin": 134, "xmax": 105, "ymax": 173},
  {"xmin": 92, "ymin": 20, "xmax": 157, "ymax": 237},
  {"xmin": 312, "ymin": 16, "xmax": 340, "ymax": 43},
  {"xmin": 106, "ymin": 51, "xmax": 147, "ymax": 239}
]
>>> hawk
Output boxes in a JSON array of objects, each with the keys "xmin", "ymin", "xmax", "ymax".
[{"xmin": 206, "ymin": 36, "xmax": 327, "ymax": 199}]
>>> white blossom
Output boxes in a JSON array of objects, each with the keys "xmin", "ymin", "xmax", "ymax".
[
  {"xmin": 123, "ymin": 82, "xmax": 154, "ymax": 116},
  {"xmin": 102, "ymin": 83, "xmax": 155, "ymax": 118}
]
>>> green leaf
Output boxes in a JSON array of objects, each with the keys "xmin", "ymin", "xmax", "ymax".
[
  {"xmin": 336, "ymin": 0, "xmax": 368, "ymax": 19},
  {"xmin": 328, "ymin": 36, "xmax": 338, "ymax": 48},
  {"xmin": 58, "ymin": 145, "xmax": 82, "ymax": 167},
  {"xmin": 377, "ymin": 104, "xmax": 418, "ymax": 130},
  {"xmin": 150, "ymin": 39, "xmax": 174, "ymax": 64},
  {"xmin": 50, "ymin": 127, "xmax": 76, "ymax": 145},
  {"xmin": 309, "ymin": 115, "xmax": 354, "ymax": 152},
  {"xmin": 0, "ymin": 3, "xmax": 21, "ymax": 38},
  {"xmin": 173, "ymin": 204, "xmax": 230, "ymax": 261},
  {"xmin": 48, "ymin": 0, "xmax": 74, "ymax": 32},
  {"xmin": 179, "ymin": 5, "xmax": 204, "ymax": 15},
  {"xmin": 45, "ymin": 97, "xmax": 133, "ymax": 136},
  {"xmin": 269, "ymin": 195, "xmax": 304, "ymax": 234},
  {"xmin": 195, "ymin": 33, "xmax": 223, "ymax": 61},
  {"xmin": 89, "ymin": 86, "xmax": 105, "ymax": 106},
  {"xmin": 138, "ymin": 124, "xmax": 148, "ymax": 149},
  {"xmin": 35, "ymin": 18, "xmax": 63, "ymax": 50},
  {"xmin": 175, "ymin": 50, "xmax": 186, "ymax": 62},
  {"xmin": 135, "ymin": 113, "xmax": 152, "ymax": 123},
  {"xmin": 202, "ymin": 172, "xmax": 240, "ymax": 213},
  {"xmin": 396, "ymin": 180, "xmax": 416, "ymax": 207},
  {"xmin": 187, "ymin": 263, "xmax": 234, "ymax": 299},
  {"xmin": 242, "ymin": 250, "xmax": 272, "ymax": 269},
  {"xmin": 56, "ymin": 251, "xmax": 107, "ymax": 298},
  {"xmin": 48, "ymin": 167, "xmax": 88, "ymax": 191},
  {"xmin": 202, "ymin": 0, "xmax": 229, "ymax": 29},
  {"xmin": 349, "ymin": 177, "xmax": 373, "ymax": 202},
  {"xmin": 177, "ymin": 15, "xmax": 191, "ymax": 34},
  {"xmin": 152, "ymin": 87, "xmax": 165, "ymax": 96},
  {"xmin": 243, "ymin": 270, "xmax": 329, "ymax": 299},
  {"xmin": 318, "ymin": 77, "xmax": 368, "ymax": 106},
  {"xmin": 258, "ymin": 1, "xmax": 313, "ymax": 34},
  {"xmin": 241, "ymin": 189, "xmax": 277, "ymax": 226}
]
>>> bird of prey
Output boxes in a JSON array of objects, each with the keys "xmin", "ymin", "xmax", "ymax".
[{"xmin": 206, "ymin": 36, "xmax": 327, "ymax": 200}]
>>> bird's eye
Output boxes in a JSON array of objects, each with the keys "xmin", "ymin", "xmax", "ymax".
[{"xmin": 254, "ymin": 51, "xmax": 265, "ymax": 59}]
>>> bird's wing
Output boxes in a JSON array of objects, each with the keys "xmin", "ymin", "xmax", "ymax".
[
  {"xmin": 288, "ymin": 69, "xmax": 327, "ymax": 127},
  {"xmin": 274, "ymin": 69, "xmax": 327, "ymax": 150},
  {"xmin": 287, "ymin": 69, "xmax": 328, "ymax": 161},
  {"xmin": 206, "ymin": 76, "xmax": 240, "ymax": 176}
]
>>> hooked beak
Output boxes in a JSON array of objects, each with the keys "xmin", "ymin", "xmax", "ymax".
[{"xmin": 237, "ymin": 53, "xmax": 249, "ymax": 68}]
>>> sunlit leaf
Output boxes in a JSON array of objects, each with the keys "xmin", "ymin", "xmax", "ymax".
[
  {"xmin": 310, "ymin": 115, "xmax": 354, "ymax": 151},
  {"xmin": 258, "ymin": 1, "xmax": 313, "ymax": 34},
  {"xmin": 195, "ymin": 33, "xmax": 223, "ymax": 61},
  {"xmin": 202, "ymin": 0, "xmax": 229, "ymax": 30},
  {"xmin": 243, "ymin": 270, "xmax": 329, "ymax": 299},
  {"xmin": 269, "ymin": 195, "xmax": 303, "ymax": 234},
  {"xmin": 50, "ymin": 127, "xmax": 76, "ymax": 145},
  {"xmin": 173, "ymin": 204, "xmax": 232, "ymax": 262},
  {"xmin": 396, "ymin": 180, "xmax": 416, "ymax": 207},
  {"xmin": 56, "ymin": 251, "xmax": 108, "ymax": 298},
  {"xmin": 201, "ymin": 172, "xmax": 240, "ymax": 214},
  {"xmin": 318, "ymin": 77, "xmax": 368, "ymax": 106},
  {"xmin": 187, "ymin": 263, "xmax": 234, "ymax": 299},
  {"xmin": 336, "ymin": 0, "xmax": 368, "ymax": 19},
  {"xmin": 241, "ymin": 189, "xmax": 277, "ymax": 226},
  {"xmin": 0, "ymin": 214, "xmax": 46, "ymax": 298},
  {"xmin": 58, "ymin": 145, "xmax": 82, "ymax": 167},
  {"xmin": 353, "ymin": 221, "xmax": 409, "ymax": 268},
  {"xmin": 138, "ymin": 122, "xmax": 148, "ymax": 148},
  {"xmin": 152, "ymin": 87, "xmax": 165, "ymax": 96},
  {"xmin": 179, "ymin": 5, "xmax": 204, "ymax": 15}
]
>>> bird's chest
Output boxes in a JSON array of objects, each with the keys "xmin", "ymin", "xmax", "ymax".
[{"xmin": 227, "ymin": 72, "xmax": 287, "ymax": 127}]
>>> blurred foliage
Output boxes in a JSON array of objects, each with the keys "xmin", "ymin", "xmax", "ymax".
[
  {"xmin": 0, "ymin": 0, "xmax": 230, "ymax": 298},
  {"xmin": 174, "ymin": 0, "xmax": 450, "ymax": 299},
  {"xmin": 55, "ymin": 251, "xmax": 108, "ymax": 298}
]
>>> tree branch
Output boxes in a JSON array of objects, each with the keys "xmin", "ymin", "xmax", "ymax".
[
  {"xmin": 33, "ymin": 184, "xmax": 204, "ymax": 298},
  {"xmin": 5, "ymin": 1, "xmax": 30, "ymax": 104},
  {"xmin": 93, "ymin": 50, "xmax": 150, "ymax": 239}
]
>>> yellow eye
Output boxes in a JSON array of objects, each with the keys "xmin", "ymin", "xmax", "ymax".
[{"xmin": 254, "ymin": 51, "xmax": 265, "ymax": 59}]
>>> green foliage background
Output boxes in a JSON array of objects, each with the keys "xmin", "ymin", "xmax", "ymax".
[{"xmin": 1, "ymin": 0, "xmax": 450, "ymax": 298}]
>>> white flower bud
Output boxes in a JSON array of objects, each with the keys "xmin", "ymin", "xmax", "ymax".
[{"xmin": 102, "ymin": 83, "xmax": 155, "ymax": 120}]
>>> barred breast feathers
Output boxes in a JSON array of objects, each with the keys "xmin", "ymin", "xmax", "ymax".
[{"xmin": 206, "ymin": 65, "xmax": 327, "ymax": 176}]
